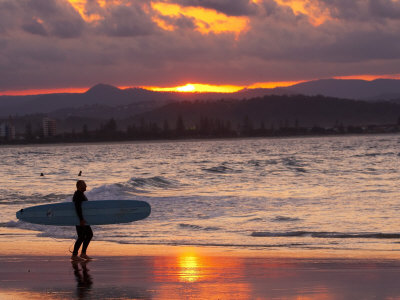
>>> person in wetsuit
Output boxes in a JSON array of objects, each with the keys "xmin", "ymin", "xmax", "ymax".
[{"xmin": 71, "ymin": 180, "xmax": 93, "ymax": 261}]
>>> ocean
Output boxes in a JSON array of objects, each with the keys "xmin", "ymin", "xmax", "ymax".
[{"xmin": 1, "ymin": 135, "xmax": 400, "ymax": 253}]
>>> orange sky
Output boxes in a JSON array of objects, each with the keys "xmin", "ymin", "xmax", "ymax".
[
  {"xmin": 2, "ymin": 1, "xmax": 400, "ymax": 95},
  {"xmin": 2, "ymin": 74, "xmax": 400, "ymax": 96}
]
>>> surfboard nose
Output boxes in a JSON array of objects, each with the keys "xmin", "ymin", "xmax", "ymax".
[{"xmin": 16, "ymin": 209, "xmax": 24, "ymax": 220}]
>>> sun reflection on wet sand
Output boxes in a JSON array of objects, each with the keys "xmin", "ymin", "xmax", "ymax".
[
  {"xmin": 178, "ymin": 253, "xmax": 201, "ymax": 282},
  {"xmin": 2, "ymin": 254, "xmax": 400, "ymax": 299},
  {"xmin": 151, "ymin": 250, "xmax": 253, "ymax": 299}
]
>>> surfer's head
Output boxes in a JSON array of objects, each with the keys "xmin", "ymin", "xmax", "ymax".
[{"xmin": 76, "ymin": 180, "xmax": 87, "ymax": 192}]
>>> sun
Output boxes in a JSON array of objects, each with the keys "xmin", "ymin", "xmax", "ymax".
[{"xmin": 176, "ymin": 84, "xmax": 196, "ymax": 92}]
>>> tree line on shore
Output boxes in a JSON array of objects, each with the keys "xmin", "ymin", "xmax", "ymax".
[{"xmin": 2, "ymin": 94, "xmax": 400, "ymax": 144}]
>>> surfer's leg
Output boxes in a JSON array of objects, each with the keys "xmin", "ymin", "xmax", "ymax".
[
  {"xmin": 81, "ymin": 226, "xmax": 93, "ymax": 254},
  {"xmin": 72, "ymin": 225, "xmax": 84, "ymax": 255}
]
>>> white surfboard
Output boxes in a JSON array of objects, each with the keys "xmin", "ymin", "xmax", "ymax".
[{"xmin": 16, "ymin": 200, "xmax": 151, "ymax": 226}]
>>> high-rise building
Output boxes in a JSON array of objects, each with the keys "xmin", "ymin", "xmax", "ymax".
[
  {"xmin": 0, "ymin": 121, "xmax": 16, "ymax": 140},
  {"xmin": 42, "ymin": 118, "xmax": 57, "ymax": 137}
]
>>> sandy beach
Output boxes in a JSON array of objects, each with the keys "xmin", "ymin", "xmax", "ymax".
[{"xmin": 2, "ymin": 230, "xmax": 400, "ymax": 299}]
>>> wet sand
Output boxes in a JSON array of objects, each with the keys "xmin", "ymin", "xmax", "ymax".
[
  {"xmin": 2, "ymin": 254, "xmax": 400, "ymax": 299},
  {"xmin": 2, "ymin": 229, "xmax": 400, "ymax": 299},
  {"xmin": 2, "ymin": 248, "xmax": 400, "ymax": 298}
]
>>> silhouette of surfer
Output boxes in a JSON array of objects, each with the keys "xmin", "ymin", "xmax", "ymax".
[{"xmin": 71, "ymin": 180, "xmax": 93, "ymax": 261}]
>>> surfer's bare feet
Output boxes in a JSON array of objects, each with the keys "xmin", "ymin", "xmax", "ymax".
[
  {"xmin": 80, "ymin": 253, "xmax": 93, "ymax": 260},
  {"xmin": 71, "ymin": 254, "xmax": 85, "ymax": 261}
]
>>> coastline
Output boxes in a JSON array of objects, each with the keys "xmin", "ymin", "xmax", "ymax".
[
  {"xmin": 1, "ymin": 131, "xmax": 399, "ymax": 147},
  {"xmin": 3, "ymin": 227, "xmax": 400, "ymax": 260}
]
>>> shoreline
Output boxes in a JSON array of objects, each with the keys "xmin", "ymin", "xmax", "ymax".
[
  {"xmin": 1, "ymin": 131, "xmax": 399, "ymax": 148},
  {"xmin": 3, "ymin": 228, "xmax": 400, "ymax": 261}
]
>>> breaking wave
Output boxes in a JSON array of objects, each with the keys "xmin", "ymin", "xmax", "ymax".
[{"xmin": 87, "ymin": 176, "xmax": 175, "ymax": 199}]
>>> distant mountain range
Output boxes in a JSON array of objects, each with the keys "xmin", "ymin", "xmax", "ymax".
[
  {"xmin": 259, "ymin": 78, "xmax": 400, "ymax": 101},
  {"xmin": 1, "ymin": 79, "xmax": 400, "ymax": 119}
]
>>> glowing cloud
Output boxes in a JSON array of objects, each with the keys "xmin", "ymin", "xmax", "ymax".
[
  {"xmin": 151, "ymin": 2, "xmax": 249, "ymax": 36},
  {"xmin": 68, "ymin": 0, "xmax": 127, "ymax": 23},
  {"xmin": 68, "ymin": 0, "xmax": 102, "ymax": 22}
]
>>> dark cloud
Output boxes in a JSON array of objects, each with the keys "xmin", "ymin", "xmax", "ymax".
[
  {"xmin": 369, "ymin": 0, "xmax": 400, "ymax": 20},
  {"xmin": 0, "ymin": 2, "xmax": 19, "ymax": 33},
  {"xmin": 95, "ymin": 2, "xmax": 156, "ymax": 37},
  {"xmin": 22, "ymin": 19, "xmax": 48, "ymax": 36},
  {"xmin": 22, "ymin": 0, "xmax": 85, "ymax": 38},
  {"xmin": 317, "ymin": 0, "xmax": 400, "ymax": 21}
]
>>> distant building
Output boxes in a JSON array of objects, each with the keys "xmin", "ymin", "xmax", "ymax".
[
  {"xmin": 0, "ymin": 121, "xmax": 16, "ymax": 141},
  {"xmin": 42, "ymin": 118, "xmax": 57, "ymax": 137}
]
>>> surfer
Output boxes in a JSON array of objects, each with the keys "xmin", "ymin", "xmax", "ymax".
[{"xmin": 71, "ymin": 180, "xmax": 93, "ymax": 261}]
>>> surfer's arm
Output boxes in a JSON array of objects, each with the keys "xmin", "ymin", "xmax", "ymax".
[
  {"xmin": 72, "ymin": 191, "xmax": 88, "ymax": 225},
  {"xmin": 74, "ymin": 200, "xmax": 85, "ymax": 222}
]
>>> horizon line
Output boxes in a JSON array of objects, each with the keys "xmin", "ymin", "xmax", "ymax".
[{"xmin": 1, "ymin": 74, "xmax": 400, "ymax": 96}]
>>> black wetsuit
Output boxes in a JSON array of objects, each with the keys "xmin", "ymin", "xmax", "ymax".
[{"xmin": 72, "ymin": 190, "xmax": 93, "ymax": 255}]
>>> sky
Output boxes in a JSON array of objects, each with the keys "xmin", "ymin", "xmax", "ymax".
[{"xmin": 1, "ymin": 0, "xmax": 400, "ymax": 95}]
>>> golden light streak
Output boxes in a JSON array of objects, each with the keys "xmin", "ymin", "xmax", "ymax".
[
  {"xmin": 143, "ymin": 81, "xmax": 307, "ymax": 93},
  {"xmin": 151, "ymin": 2, "xmax": 249, "ymax": 37},
  {"xmin": 0, "ymin": 87, "xmax": 89, "ymax": 96},
  {"xmin": 68, "ymin": 0, "xmax": 86, "ymax": 15},
  {"xmin": 68, "ymin": 0, "xmax": 102, "ymax": 22},
  {"xmin": 248, "ymin": 80, "xmax": 305, "ymax": 89},
  {"xmin": 143, "ymin": 83, "xmax": 243, "ymax": 93},
  {"xmin": 3, "ymin": 74, "xmax": 400, "ymax": 96},
  {"xmin": 334, "ymin": 74, "xmax": 400, "ymax": 81},
  {"xmin": 152, "ymin": 17, "xmax": 175, "ymax": 31}
]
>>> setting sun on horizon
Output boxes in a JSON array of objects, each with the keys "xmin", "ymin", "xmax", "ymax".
[
  {"xmin": 2, "ymin": 74, "xmax": 400, "ymax": 96},
  {"xmin": 2, "ymin": 0, "xmax": 400, "ymax": 96}
]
